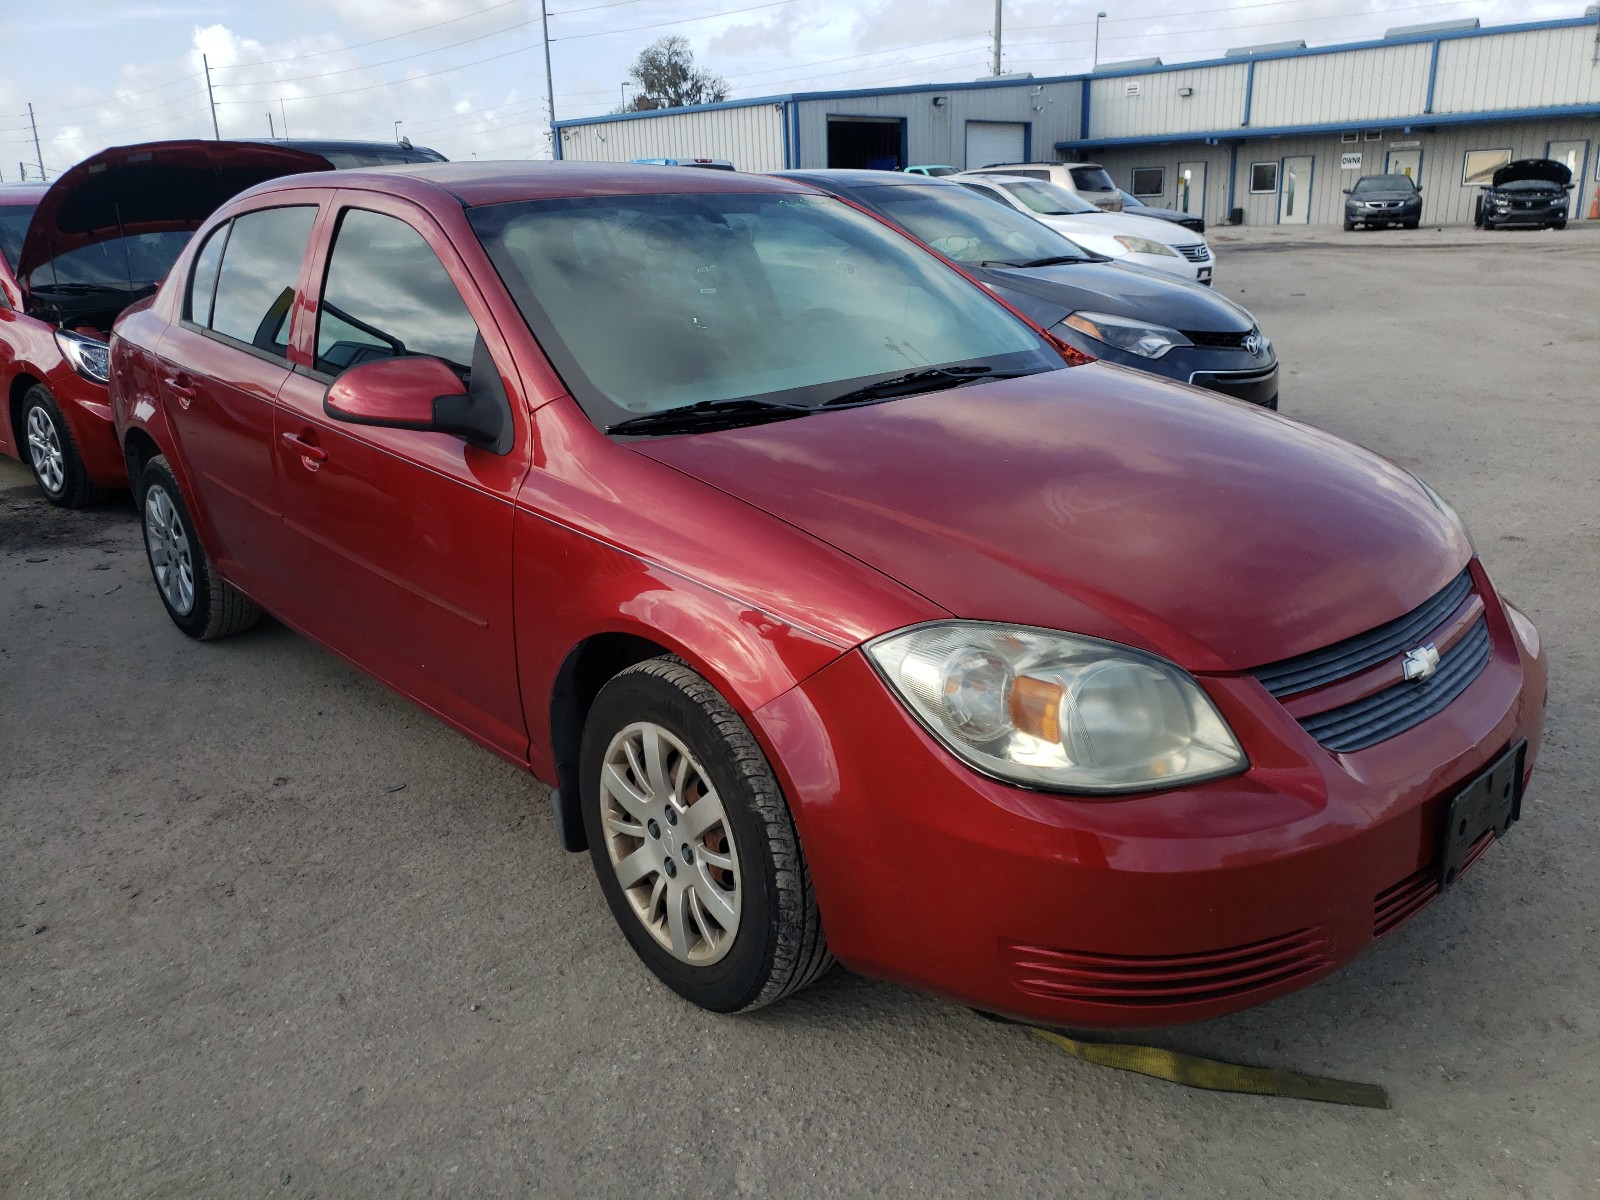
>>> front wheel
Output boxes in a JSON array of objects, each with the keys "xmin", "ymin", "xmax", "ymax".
[
  {"xmin": 138, "ymin": 455, "xmax": 260, "ymax": 640},
  {"xmin": 19, "ymin": 385, "xmax": 109, "ymax": 509},
  {"xmin": 1342, "ymin": 218, "xmax": 1355, "ymax": 231},
  {"xmin": 580, "ymin": 656, "xmax": 833, "ymax": 1012}
]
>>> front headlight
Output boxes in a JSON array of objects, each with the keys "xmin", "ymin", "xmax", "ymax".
[
  {"xmin": 866, "ymin": 622, "xmax": 1247, "ymax": 794},
  {"xmin": 1409, "ymin": 471, "xmax": 1473, "ymax": 546},
  {"xmin": 1059, "ymin": 311, "xmax": 1192, "ymax": 359},
  {"xmin": 1112, "ymin": 235, "xmax": 1178, "ymax": 257},
  {"xmin": 54, "ymin": 329, "xmax": 111, "ymax": 384}
]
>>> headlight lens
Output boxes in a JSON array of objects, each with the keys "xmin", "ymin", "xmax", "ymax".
[
  {"xmin": 54, "ymin": 329, "xmax": 111, "ymax": 384},
  {"xmin": 1059, "ymin": 311, "xmax": 1192, "ymax": 359},
  {"xmin": 866, "ymin": 622, "xmax": 1247, "ymax": 794},
  {"xmin": 1409, "ymin": 471, "xmax": 1472, "ymax": 546},
  {"xmin": 1112, "ymin": 235, "xmax": 1178, "ymax": 257}
]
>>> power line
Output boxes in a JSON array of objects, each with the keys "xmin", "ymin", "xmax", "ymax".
[
  {"xmin": 214, "ymin": 39, "xmax": 541, "ymax": 103},
  {"xmin": 554, "ymin": 0, "xmax": 797, "ymax": 42}
]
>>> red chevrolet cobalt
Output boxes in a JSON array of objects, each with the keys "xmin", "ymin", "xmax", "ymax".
[{"xmin": 110, "ymin": 163, "xmax": 1545, "ymax": 1027}]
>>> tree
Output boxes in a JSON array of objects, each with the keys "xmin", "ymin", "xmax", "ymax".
[{"xmin": 619, "ymin": 36, "xmax": 729, "ymax": 112}]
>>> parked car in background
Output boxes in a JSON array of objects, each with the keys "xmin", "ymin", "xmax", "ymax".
[
  {"xmin": 1116, "ymin": 189, "xmax": 1205, "ymax": 234},
  {"xmin": 242, "ymin": 137, "xmax": 448, "ymax": 167},
  {"xmin": 631, "ymin": 157, "xmax": 736, "ymax": 171},
  {"xmin": 1343, "ymin": 174, "xmax": 1423, "ymax": 230},
  {"xmin": 778, "ymin": 170, "xmax": 1275, "ymax": 406},
  {"xmin": 963, "ymin": 161, "xmax": 1124, "ymax": 210},
  {"xmin": 1475, "ymin": 159, "xmax": 1573, "ymax": 230},
  {"xmin": 904, "ymin": 165, "xmax": 959, "ymax": 177},
  {"xmin": 0, "ymin": 140, "xmax": 334, "ymax": 506},
  {"xmin": 111, "ymin": 161, "xmax": 1545, "ymax": 1030},
  {"xmin": 959, "ymin": 174, "xmax": 1216, "ymax": 285}
]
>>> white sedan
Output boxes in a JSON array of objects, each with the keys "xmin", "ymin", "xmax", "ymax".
[{"xmin": 958, "ymin": 174, "xmax": 1216, "ymax": 285}]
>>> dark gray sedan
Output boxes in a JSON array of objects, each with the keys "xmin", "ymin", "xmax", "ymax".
[
  {"xmin": 1343, "ymin": 174, "xmax": 1422, "ymax": 230},
  {"xmin": 776, "ymin": 170, "xmax": 1279, "ymax": 408}
]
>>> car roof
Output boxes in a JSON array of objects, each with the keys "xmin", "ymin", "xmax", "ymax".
[
  {"xmin": 774, "ymin": 169, "xmax": 949, "ymax": 190},
  {"xmin": 972, "ymin": 161, "xmax": 1104, "ymax": 170},
  {"xmin": 272, "ymin": 161, "xmax": 827, "ymax": 207},
  {"xmin": 0, "ymin": 183, "xmax": 48, "ymax": 205},
  {"xmin": 237, "ymin": 137, "xmax": 448, "ymax": 161}
]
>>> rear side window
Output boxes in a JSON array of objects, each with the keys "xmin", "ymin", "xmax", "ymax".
[
  {"xmin": 208, "ymin": 206, "xmax": 317, "ymax": 358},
  {"xmin": 314, "ymin": 208, "xmax": 479, "ymax": 376},
  {"xmin": 1070, "ymin": 166, "xmax": 1116, "ymax": 191},
  {"xmin": 185, "ymin": 223, "xmax": 228, "ymax": 326}
]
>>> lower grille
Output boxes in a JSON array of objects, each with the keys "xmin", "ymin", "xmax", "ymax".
[
  {"xmin": 1005, "ymin": 928, "xmax": 1332, "ymax": 1008},
  {"xmin": 1373, "ymin": 832, "xmax": 1495, "ymax": 938},
  {"xmin": 1175, "ymin": 242, "xmax": 1211, "ymax": 263},
  {"xmin": 1182, "ymin": 328, "xmax": 1253, "ymax": 349},
  {"xmin": 1301, "ymin": 617, "xmax": 1491, "ymax": 753}
]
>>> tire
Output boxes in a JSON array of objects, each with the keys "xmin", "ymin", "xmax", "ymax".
[
  {"xmin": 580, "ymin": 656, "xmax": 833, "ymax": 1013},
  {"xmin": 18, "ymin": 384, "xmax": 110, "ymax": 509},
  {"xmin": 1404, "ymin": 220, "xmax": 1419, "ymax": 230},
  {"xmin": 137, "ymin": 455, "xmax": 260, "ymax": 640},
  {"xmin": 1552, "ymin": 218, "xmax": 1567, "ymax": 231},
  {"xmin": 1342, "ymin": 219, "xmax": 1355, "ymax": 231}
]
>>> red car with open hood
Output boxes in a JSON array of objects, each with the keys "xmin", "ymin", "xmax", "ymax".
[{"xmin": 110, "ymin": 162, "xmax": 1546, "ymax": 1027}]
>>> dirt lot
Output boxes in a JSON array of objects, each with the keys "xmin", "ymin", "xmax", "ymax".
[{"xmin": 3, "ymin": 228, "xmax": 1598, "ymax": 1198}]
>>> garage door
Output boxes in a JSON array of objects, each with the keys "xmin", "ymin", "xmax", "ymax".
[{"xmin": 965, "ymin": 122, "xmax": 1027, "ymax": 170}]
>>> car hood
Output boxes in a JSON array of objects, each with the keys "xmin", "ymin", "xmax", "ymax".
[
  {"xmin": 1349, "ymin": 189, "xmax": 1419, "ymax": 202},
  {"xmin": 1490, "ymin": 158, "xmax": 1571, "ymax": 188},
  {"xmin": 979, "ymin": 260, "xmax": 1251, "ymax": 333},
  {"xmin": 1041, "ymin": 209, "xmax": 1202, "ymax": 248},
  {"xmin": 633, "ymin": 367, "xmax": 1467, "ymax": 673},
  {"xmin": 17, "ymin": 139, "xmax": 334, "ymax": 280}
]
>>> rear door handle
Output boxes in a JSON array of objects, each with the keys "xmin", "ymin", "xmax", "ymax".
[
  {"xmin": 281, "ymin": 430, "xmax": 329, "ymax": 469},
  {"xmin": 163, "ymin": 373, "xmax": 197, "ymax": 407}
]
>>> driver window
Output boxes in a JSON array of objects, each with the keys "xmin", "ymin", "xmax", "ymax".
[{"xmin": 315, "ymin": 208, "xmax": 479, "ymax": 377}]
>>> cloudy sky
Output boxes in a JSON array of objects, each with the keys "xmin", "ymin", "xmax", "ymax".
[{"xmin": 1, "ymin": 0, "xmax": 1578, "ymax": 178}]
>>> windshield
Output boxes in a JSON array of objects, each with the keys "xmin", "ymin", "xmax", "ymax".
[
  {"xmin": 469, "ymin": 191, "xmax": 1056, "ymax": 428},
  {"xmin": 862, "ymin": 183, "xmax": 1094, "ymax": 266},
  {"xmin": 0, "ymin": 204, "xmax": 34, "ymax": 272},
  {"xmin": 26, "ymin": 231, "xmax": 192, "ymax": 293},
  {"xmin": 1118, "ymin": 190, "xmax": 1146, "ymax": 206},
  {"xmin": 993, "ymin": 179, "xmax": 1099, "ymax": 216},
  {"xmin": 1070, "ymin": 166, "xmax": 1116, "ymax": 192},
  {"xmin": 1354, "ymin": 175, "xmax": 1417, "ymax": 193}
]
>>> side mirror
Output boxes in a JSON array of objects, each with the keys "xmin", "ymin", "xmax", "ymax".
[
  {"xmin": 324, "ymin": 353, "xmax": 508, "ymax": 451},
  {"xmin": 1415, "ymin": 185, "xmax": 1423, "ymax": 192},
  {"xmin": 1342, "ymin": 188, "xmax": 1352, "ymax": 194},
  {"xmin": 1564, "ymin": 182, "xmax": 1576, "ymax": 191}
]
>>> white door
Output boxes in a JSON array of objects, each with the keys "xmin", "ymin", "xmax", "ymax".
[
  {"xmin": 965, "ymin": 122, "xmax": 1027, "ymax": 170},
  {"xmin": 1385, "ymin": 149, "xmax": 1421, "ymax": 180},
  {"xmin": 1546, "ymin": 140, "xmax": 1589, "ymax": 220},
  {"xmin": 1278, "ymin": 155, "xmax": 1314, "ymax": 225},
  {"xmin": 1176, "ymin": 160, "xmax": 1206, "ymax": 219}
]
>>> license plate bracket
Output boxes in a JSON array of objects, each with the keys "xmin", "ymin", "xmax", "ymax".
[{"xmin": 1437, "ymin": 741, "xmax": 1525, "ymax": 890}]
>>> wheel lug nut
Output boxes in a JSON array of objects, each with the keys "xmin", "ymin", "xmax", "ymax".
[
  {"xmin": 663, "ymin": 858, "xmax": 678, "ymax": 878},
  {"xmin": 665, "ymin": 808, "xmax": 679, "ymax": 826},
  {"xmin": 646, "ymin": 819, "xmax": 660, "ymax": 839},
  {"xmin": 681, "ymin": 845, "xmax": 694, "ymax": 865}
]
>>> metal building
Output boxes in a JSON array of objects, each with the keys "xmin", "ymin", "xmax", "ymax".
[{"xmin": 553, "ymin": 13, "xmax": 1600, "ymax": 228}]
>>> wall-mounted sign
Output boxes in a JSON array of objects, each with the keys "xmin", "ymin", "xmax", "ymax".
[
  {"xmin": 1341, "ymin": 152, "xmax": 1364, "ymax": 170},
  {"xmin": 1390, "ymin": 139, "xmax": 1421, "ymax": 149}
]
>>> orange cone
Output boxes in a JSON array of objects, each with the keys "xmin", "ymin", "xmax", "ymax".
[{"xmin": 1589, "ymin": 190, "xmax": 1600, "ymax": 221}]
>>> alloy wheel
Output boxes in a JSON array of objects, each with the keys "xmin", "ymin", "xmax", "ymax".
[
  {"xmin": 25, "ymin": 405, "xmax": 65, "ymax": 496},
  {"xmin": 600, "ymin": 721, "xmax": 743, "ymax": 965},
  {"xmin": 144, "ymin": 484, "xmax": 196, "ymax": 616}
]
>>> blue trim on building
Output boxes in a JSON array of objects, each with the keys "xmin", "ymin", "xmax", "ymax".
[
  {"xmin": 1242, "ymin": 60, "xmax": 1255, "ymax": 128},
  {"xmin": 1226, "ymin": 144, "xmax": 1237, "ymax": 215},
  {"xmin": 1056, "ymin": 103, "xmax": 1600, "ymax": 151},
  {"xmin": 1079, "ymin": 80, "xmax": 1091, "ymax": 142},
  {"xmin": 1424, "ymin": 39, "xmax": 1441, "ymax": 114}
]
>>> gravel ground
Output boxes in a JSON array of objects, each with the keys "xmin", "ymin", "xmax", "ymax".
[{"xmin": 3, "ymin": 229, "xmax": 1597, "ymax": 1198}]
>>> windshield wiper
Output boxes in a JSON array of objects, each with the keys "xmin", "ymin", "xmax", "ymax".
[
  {"xmin": 820, "ymin": 365, "xmax": 1035, "ymax": 408},
  {"xmin": 980, "ymin": 255, "xmax": 1087, "ymax": 268},
  {"xmin": 607, "ymin": 397, "xmax": 812, "ymax": 436}
]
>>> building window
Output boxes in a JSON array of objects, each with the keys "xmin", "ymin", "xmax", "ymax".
[
  {"xmin": 1249, "ymin": 161, "xmax": 1278, "ymax": 193},
  {"xmin": 1363, "ymin": 129, "xmax": 1383, "ymax": 141},
  {"xmin": 1131, "ymin": 167, "xmax": 1165, "ymax": 196},
  {"xmin": 1340, "ymin": 131, "xmax": 1358, "ymax": 144},
  {"xmin": 1462, "ymin": 148, "xmax": 1512, "ymax": 186}
]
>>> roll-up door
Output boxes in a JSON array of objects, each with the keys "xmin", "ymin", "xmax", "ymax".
[{"xmin": 965, "ymin": 122, "xmax": 1027, "ymax": 170}]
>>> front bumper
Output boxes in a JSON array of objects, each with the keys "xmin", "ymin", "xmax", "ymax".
[
  {"xmin": 1346, "ymin": 201, "xmax": 1421, "ymax": 226},
  {"xmin": 753, "ymin": 572, "xmax": 1546, "ymax": 1029},
  {"xmin": 1123, "ymin": 250, "xmax": 1211, "ymax": 286},
  {"xmin": 1484, "ymin": 198, "xmax": 1567, "ymax": 225}
]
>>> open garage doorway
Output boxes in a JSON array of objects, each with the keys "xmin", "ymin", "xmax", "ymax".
[{"xmin": 826, "ymin": 116, "xmax": 906, "ymax": 170}]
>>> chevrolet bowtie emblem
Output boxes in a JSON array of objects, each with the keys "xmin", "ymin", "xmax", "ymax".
[{"xmin": 1402, "ymin": 643, "xmax": 1441, "ymax": 682}]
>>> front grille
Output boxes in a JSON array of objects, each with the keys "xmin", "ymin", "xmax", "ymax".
[
  {"xmin": 1182, "ymin": 328, "xmax": 1253, "ymax": 349},
  {"xmin": 1373, "ymin": 832, "xmax": 1494, "ymax": 938},
  {"xmin": 1299, "ymin": 617, "xmax": 1490, "ymax": 753},
  {"xmin": 1004, "ymin": 928, "xmax": 1332, "ymax": 1008},
  {"xmin": 1175, "ymin": 242, "xmax": 1211, "ymax": 263},
  {"xmin": 1252, "ymin": 570, "xmax": 1473, "ymax": 698}
]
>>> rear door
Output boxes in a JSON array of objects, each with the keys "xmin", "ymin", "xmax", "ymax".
[
  {"xmin": 271, "ymin": 191, "xmax": 529, "ymax": 759},
  {"xmin": 154, "ymin": 201, "xmax": 319, "ymax": 604}
]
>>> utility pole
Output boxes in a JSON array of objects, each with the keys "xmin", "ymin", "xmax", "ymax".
[
  {"xmin": 991, "ymin": 0, "xmax": 1003, "ymax": 76},
  {"xmin": 27, "ymin": 103, "xmax": 45, "ymax": 181},
  {"xmin": 541, "ymin": 0, "xmax": 557, "ymax": 158},
  {"xmin": 203, "ymin": 54, "xmax": 220, "ymax": 139}
]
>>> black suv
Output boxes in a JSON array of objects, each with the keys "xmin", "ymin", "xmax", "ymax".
[
  {"xmin": 1476, "ymin": 159, "xmax": 1574, "ymax": 230},
  {"xmin": 1342, "ymin": 174, "xmax": 1422, "ymax": 230}
]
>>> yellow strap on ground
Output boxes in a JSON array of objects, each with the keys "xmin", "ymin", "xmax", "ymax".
[{"xmin": 1026, "ymin": 1026, "xmax": 1390, "ymax": 1109}]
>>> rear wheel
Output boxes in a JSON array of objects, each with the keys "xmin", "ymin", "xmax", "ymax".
[
  {"xmin": 19, "ymin": 385, "xmax": 109, "ymax": 509},
  {"xmin": 580, "ymin": 656, "xmax": 833, "ymax": 1012},
  {"xmin": 138, "ymin": 455, "xmax": 260, "ymax": 640}
]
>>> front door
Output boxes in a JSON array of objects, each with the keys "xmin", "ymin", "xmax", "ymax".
[
  {"xmin": 1278, "ymin": 155, "xmax": 1314, "ymax": 225},
  {"xmin": 271, "ymin": 195, "xmax": 530, "ymax": 761},
  {"xmin": 1546, "ymin": 140, "xmax": 1590, "ymax": 219},
  {"xmin": 1385, "ymin": 149, "xmax": 1421, "ymax": 181},
  {"xmin": 1176, "ymin": 160, "xmax": 1206, "ymax": 220}
]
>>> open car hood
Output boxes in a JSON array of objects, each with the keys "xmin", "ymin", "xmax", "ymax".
[
  {"xmin": 17, "ymin": 139, "xmax": 334, "ymax": 280},
  {"xmin": 1489, "ymin": 158, "xmax": 1571, "ymax": 189}
]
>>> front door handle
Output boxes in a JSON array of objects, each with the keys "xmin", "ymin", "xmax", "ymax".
[{"xmin": 281, "ymin": 430, "xmax": 329, "ymax": 470}]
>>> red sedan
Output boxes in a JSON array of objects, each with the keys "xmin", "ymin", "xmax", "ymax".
[{"xmin": 110, "ymin": 163, "xmax": 1546, "ymax": 1027}]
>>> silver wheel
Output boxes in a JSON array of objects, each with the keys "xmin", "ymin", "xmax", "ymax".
[
  {"xmin": 25, "ymin": 404, "xmax": 65, "ymax": 496},
  {"xmin": 600, "ymin": 721, "xmax": 743, "ymax": 965},
  {"xmin": 144, "ymin": 484, "xmax": 196, "ymax": 616}
]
